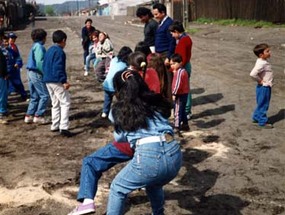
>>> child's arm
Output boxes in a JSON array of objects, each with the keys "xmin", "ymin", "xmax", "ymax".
[{"xmin": 250, "ymin": 60, "xmax": 264, "ymax": 85}]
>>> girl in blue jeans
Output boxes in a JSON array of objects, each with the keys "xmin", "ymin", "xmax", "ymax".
[
  {"xmin": 107, "ymin": 70, "xmax": 182, "ymax": 214},
  {"xmin": 69, "ymin": 70, "xmax": 181, "ymax": 215}
]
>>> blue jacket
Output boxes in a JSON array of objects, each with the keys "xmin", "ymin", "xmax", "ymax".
[
  {"xmin": 155, "ymin": 16, "xmax": 176, "ymax": 58},
  {"xmin": 110, "ymin": 112, "xmax": 174, "ymax": 148},
  {"xmin": 43, "ymin": 44, "xmax": 67, "ymax": 84},
  {"xmin": 1, "ymin": 47, "xmax": 22, "ymax": 74},
  {"xmin": 103, "ymin": 57, "xmax": 127, "ymax": 92},
  {"xmin": 26, "ymin": 42, "xmax": 46, "ymax": 74}
]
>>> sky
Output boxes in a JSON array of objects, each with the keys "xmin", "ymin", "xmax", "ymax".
[
  {"xmin": 36, "ymin": 0, "xmax": 68, "ymax": 5},
  {"xmin": 36, "ymin": 0, "xmax": 103, "ymax": 5}
]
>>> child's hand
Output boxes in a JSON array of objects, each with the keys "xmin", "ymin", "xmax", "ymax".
[
  {"xmin": 14, "ymin": 64, "xmax": 19, "ymax": 68},
  {"xmin": 172, "ymin": 95, "xmax": 176, "ymax": 101},
  {"xmin": 63, "ymin": 82, "xmax": 70, "ymax": 90},
  {"xmin": 258, "ymin": 80, "xmax": 263, "ymax": 85}
]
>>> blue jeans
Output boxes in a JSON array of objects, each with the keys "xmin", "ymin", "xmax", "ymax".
[
  {"xmin": 252, "ymin": 85, "xmax": 271, "ymax": 126},
  {"xmin": 107, "ymin": 140, "xmax": 182, "ymax": 215},
  {"xmin": 103, "ymin": 90, "xmax": 114, "ymax": 114},
  {"xmin": 77, "ymin": 143, "xmax": 132, "ymax": 202},
  {"xmin": 26, "ymin": 70, "xmax": 50, "ymax": 116},
  {"xmin": 0, "ymin": 77, "xmax": 8, "ymax": 114},
  {"xmin": 8, "ymin": 69, "xmax": 27, "ymax": 98},
  {"xmin": 85, "ymin": 53, "xmax": 96, "ymax": 71}
]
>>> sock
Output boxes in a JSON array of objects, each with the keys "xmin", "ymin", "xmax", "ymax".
[{"xmin": 82, "ymin": 198, "xmax": 94, "ymax": 205}]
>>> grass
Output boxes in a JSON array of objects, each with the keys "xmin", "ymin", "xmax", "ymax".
[{"xmin": 194, "ymin": 17, "xmax": 285, "ymax": 28}]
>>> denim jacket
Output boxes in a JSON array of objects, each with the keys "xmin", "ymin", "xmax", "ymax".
[{"xmin": 110, "ymin": 111, "xmax": 173, "ymax": 148}]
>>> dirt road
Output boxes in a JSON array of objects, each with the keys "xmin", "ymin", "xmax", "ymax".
[{"xmin": 0, "ymin": 16, "xmax": 284, "ymax": 215}]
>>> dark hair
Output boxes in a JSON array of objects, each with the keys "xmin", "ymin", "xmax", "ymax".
[
  {"xmin": 170, "ymin": 53, "xmax": 183, "ymax": 63},
  {"xmin": 253, "ymin": 43, "xmax": 269, "ymax": 57},
  {"xmin": 169, "ymin": 20, "xmax": 185, "ymax": 33},
  {"xmin": 90, "ymin": 29, "xmax": 100, "ymax": 38},
  {"xmin": 112, "ymin": 70, "xmax": 172, "ymax": 132},
  {"xmin": 31, "ymin": 28, "xmax": 47, "ymax": 42},
  {"xmin": 85, "ymin": 18, "xmax": 92, "ymax": 24},
  {"xmin": 152, "ymin": 3, "xmax": 167, "ymax": 14},
  {"xmin": 136, "ymin": 7, "xmax": 153, "ymax": 18},
  {"xmin": 52, "ymin": 30, "xmax": 67, "ymax": 43},
  {"xmin": 128, "ymin": 51, "xmax": 147, "ymax": 74},
  {"xmin": 134, "ymin": 41, "xmax": 151, "ymax": 58},
  {"xmin": 147, "ymin": 53, "xmax": 170, "ymax": 99},
  {"xmin": 117, "ymin": 46, "xmax": 133, "ymax": 64}
]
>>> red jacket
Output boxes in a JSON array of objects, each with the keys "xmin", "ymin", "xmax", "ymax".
[
  {"xmin": 172, "ymin": 68, "xmax": 189, "ymax": 95},
  {"xmin": 175, "ymin": 33, "xmax": 192, "ymax": 67},
  {"xmin": 139, "ymin": 68, "xmax": 161, "ymax": 94}
]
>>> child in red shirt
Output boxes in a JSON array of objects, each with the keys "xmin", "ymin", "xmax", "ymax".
[{"xmin": 170, "ymin": 53, "xmax": 190, "ymax": 133}]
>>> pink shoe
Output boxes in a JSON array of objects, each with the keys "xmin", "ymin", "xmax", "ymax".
[{"xmin": 68, "ymin": 203, "xmax": 95, "ymax": 215}]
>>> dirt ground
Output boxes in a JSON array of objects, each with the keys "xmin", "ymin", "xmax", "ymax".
[{"xmin": 0, "ymin": 16, "xmax": 285, "ymax": 215}]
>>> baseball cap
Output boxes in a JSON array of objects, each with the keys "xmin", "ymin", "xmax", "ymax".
[{"xmin": 8, "ymin": 32, "xmax": 17, "ymax": 38}]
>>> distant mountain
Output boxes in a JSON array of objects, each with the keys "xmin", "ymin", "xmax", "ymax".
[{"xmin": 38, "ymin": 0, "xmax": 100, "ymax": 15}]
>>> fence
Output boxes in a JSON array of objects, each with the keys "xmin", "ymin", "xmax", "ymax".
[{"xmin": 186, "ymin": 0, "xmax": 285, "ymax": 23}]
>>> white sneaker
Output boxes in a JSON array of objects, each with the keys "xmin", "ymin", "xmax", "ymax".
[
  {"xmin": 187, "ymin": 113, "xmax": 192, "ymax": 120},
  {"xmin": 84, "ymin": 71, "xmax": 89, "ymax": 76},
  {"xmin": 33, "ymin": 116, "xmax": 50, "ymax": 124},
  {"xmin": 101, "ymin": 112, "xmax": 107, "ymax": 118},
  {"xmin": 24, "ymin": 115, "xmax": 33, "ymax": 123}
]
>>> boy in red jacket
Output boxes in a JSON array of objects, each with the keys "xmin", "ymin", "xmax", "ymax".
[{"xmin": 170, "ymin": 53, "xmax": 190, "ymax": 133}]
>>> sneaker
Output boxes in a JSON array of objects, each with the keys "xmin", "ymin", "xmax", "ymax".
[
  {"xmin": 180, "ymin": 123, "xmax": 190, "ymax": 132},
  {"xmin": 51, "ymin": 128, "xmax": 59, "ymax": 132},
  {"xmin": 84, "ymin": 71, "xmax": 89, "ymax": 76},
  {"xmin": 101, "ymin": 112, "xmax": 107, "ymax": 118},
  {"xmin": 33, "ymin": 116, "xmax": 50, "ymax": 124},
  {"xmin": 0, "ymin": 116, "xmax": 8, "ymax": 124},
  {"xmin": 68, "ymin": 203, "xmax": 96, "ymax": 215},
  {"xmin": 252, "ymin": 119, "xmax": 258, "ymax": 124},
  {"xmin": 259, "ymin": 123, "xmax": 273, "ymax": 129},
  {"xmin": 187, "ymin": 113, "xmax": 192, "ymax": 120},
  {"xmin": 24, "ymin": 115, "xmax": 34, "ymax": 124},
  {"xmin": 60, "ymin": 129, "xmax": 73, "ymax": 137}
]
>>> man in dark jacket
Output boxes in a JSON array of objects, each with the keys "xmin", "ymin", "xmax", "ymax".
[
  {"xmin": 136, "ymin": 7, "xmax": 158, "ymax": 53},
  {"xmin": 81, "ymin": 18, "xmax": 95, "ymax": 71}
]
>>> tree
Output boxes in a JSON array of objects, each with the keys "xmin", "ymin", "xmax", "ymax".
[{"xmin": 45, "ymin": 5, "xmax": 55, "ymax": 16}]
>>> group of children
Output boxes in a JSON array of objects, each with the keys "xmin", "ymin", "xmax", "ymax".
[{"xmin": 0, "ymin": 29, "xmax": 72, "ymax": 136}]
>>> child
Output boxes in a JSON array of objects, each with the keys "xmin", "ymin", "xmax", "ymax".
[
  {"xmin": 170, "ymin": 53, "xmax": 190, "ymax": 133},
  {"xmin": 43, "ymin": 30, "xmax": 72, "ymax": 137},
  {"xmin": 7, "ymin": 32, "xmax": 27, "ymax": 100},
  {"xmin": 250, "ymin": 43, "xmax": 273, "ymax": 129},
  {"xmin": 106, "ymin": 70, "xmax": 181, "ymax": 214},
  {"xmin": 2, "ymin": 36, "xmax": 26, "ymax": 101},
  {"xmin": 68, "ymin": 70, "xmax": 181, "ymax": 215},
  {"xmin": 84, "ymin": 30, "xmax": 100, "ymax": 76},
  {"xmin": 169, "ymin": 20, "xmax": 193, "ymax": 119},
  {"xmin": 94, "ymin": 31, "xmax": 114, "ymax": 82},
  {"xmin": 101, "ymin": 46, "xmax": 132, "ymax": 118},
  {"xmin": 0, "ymin": 38, "xmax": 8, "ymax": 124},
  {"xmin": 128, "ymin": 51, "xmax": 161, "ymax": 94},
  {"xmin": 25, "ymin": 28, "xmax": 50, "ymax": 124},
  {"xmin": 147, "ymin": 52, "xmax": 171, "ymax": 101}
]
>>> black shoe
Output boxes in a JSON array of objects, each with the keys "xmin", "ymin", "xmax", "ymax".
[
  {"xmin": 60, "ymin": 129, "xmax": 73, "ymax": 137},
  {"xmin": 180, "ymin": 123, "xmax": 190, "ymax": 132}
]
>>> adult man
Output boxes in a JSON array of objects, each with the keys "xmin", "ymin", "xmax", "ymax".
[
  {"xmin": 136, "ymin": 7, "xmax": 158, "ymax": 52},
  {"xmin": 152, "ymin": 3, "xmax": 176, "ymax": 65},
  {"xmin": 81, "ymin": 18, "xmax": 95, "ymax": 71}
]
